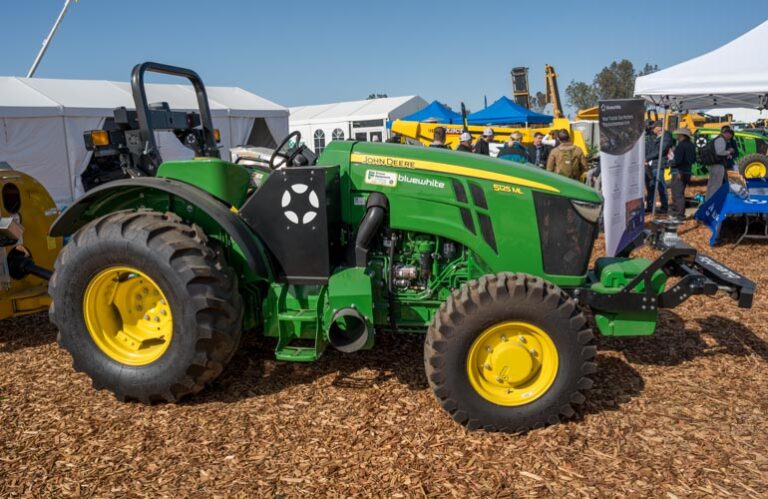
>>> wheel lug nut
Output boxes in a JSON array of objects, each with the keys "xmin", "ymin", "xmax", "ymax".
[
  {"xmin": 529, "ymin": 349, "xmax": 537, "ymax": 356},
  {"xmin": 135, "ymin": 294, "xmax": 142, "ymax": 301},
  {"xmin": 496, "ymin": 377, "xmax": 504, "ymax": 383},
  {"xmin": 500, "ymin": 335, "xmax": 508, "ymax": 342},
  {"xmin": 144, "ymin": 314, "xmax": 150, "ymax": 321},
  {"xmin": 160, "ymin": 310, "xmax": 167, "ymax": 316},
  {"xmin": 485, "ymin": 346, "xmax": 493, "ymax": 353},
  {"xmin": 484, "ymin": 363, "xmax": 491, "ymax": 370},
  {"xmin": 518, "ymin": 336, "xmax": 526, "ymax": 344},
  {"xmin": 154, "ymin": 317, "xmax": 160, "ymax": 323},
  {"xmin": 143, "ymin": 287, "xmax": 149, "ymax": 295}
]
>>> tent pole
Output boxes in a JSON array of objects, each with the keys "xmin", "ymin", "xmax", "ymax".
[{"xmin": 651, "ymin": 105, "xmax": 669, "ymax": 220}]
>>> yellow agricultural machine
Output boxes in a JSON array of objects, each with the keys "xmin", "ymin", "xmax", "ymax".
[
  {"xmin": 391, "ymin": 118, "xmax": 589, "ymax": 155},
  {"xmin": 0, "ymin": 163, "xmax": 61, "ymax": 321},
  {"xmin": 391, "ymin": 64, "xmax": 588, "ymax": 155}
]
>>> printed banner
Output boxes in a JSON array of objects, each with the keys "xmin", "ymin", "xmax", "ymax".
[{"xmin": 599, "ymin": 99, "xmax": 646, "ymax": 256}]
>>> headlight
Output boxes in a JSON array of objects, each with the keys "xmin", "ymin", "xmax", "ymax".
[{"xmin": 571, "ymin": 200, "xmax": 602, "ymax": 223}]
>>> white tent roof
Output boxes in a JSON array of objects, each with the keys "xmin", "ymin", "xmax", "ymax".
[
  {"xmin": 634, "ymin": 20, "xmax": 768, "ymax": 110},
  {"xmin": 290, "ymin": 96, "xmax": 426, "ymax": 125},
  {"xmin": 0, "ymin": 77, "xmax": 287, "ymax": 118}
]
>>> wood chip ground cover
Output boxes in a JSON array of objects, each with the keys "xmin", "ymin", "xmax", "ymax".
[{"xmin": 1, "ymin": 221, "xmax": 766, "ymax": 497}]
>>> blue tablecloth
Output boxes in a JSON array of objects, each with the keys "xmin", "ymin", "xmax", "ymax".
[{"xmin": 694, "ymin": 179, "xmax": 768, "ymax": 245}]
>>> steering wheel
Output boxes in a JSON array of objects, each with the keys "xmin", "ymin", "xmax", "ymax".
[{"xmin": 269, "ymin": 131, "xmax": 302, "ymax": 170}]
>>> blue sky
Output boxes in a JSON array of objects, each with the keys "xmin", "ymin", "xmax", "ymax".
[{"xmin": 1, "ymin": 1, "xmax": 766, "ymax": 113}]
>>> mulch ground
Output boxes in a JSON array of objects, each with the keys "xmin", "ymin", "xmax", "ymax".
[{"xmin": 1, "ymin": 217, "xmax": 767, "ymax": 497}]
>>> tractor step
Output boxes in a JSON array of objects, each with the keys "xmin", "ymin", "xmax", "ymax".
[
  {"xmin": 275, "ymin": 345, "xmax": 319, "ymax": 362},
  {"xmin": 275, "ymin": 305, "xmax": 324, "ymax": 362}
]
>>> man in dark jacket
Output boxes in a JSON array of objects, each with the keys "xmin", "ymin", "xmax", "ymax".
[
  {"xmin": 668, "ymin": 128, "xmax": 696, "ymax": 220},
  {"xmin": 645, "ymin": 122, "xmax": 673, "ymax": 214},
  {"xmin": 473, "ymin": 127, "xmax": 494, "ymax": 155},
  {"xmin": 526, "ymin": 132, "xmax": 551, "ymax": 168}
]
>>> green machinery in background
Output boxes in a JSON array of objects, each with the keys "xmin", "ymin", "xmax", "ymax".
[
  {"xmin": 47, "ymin": 63, "xmax": 755, "ymax": 432},
  {"xmin": 692, "ymin": 128, "xmax": 768, "ymax": 178}
]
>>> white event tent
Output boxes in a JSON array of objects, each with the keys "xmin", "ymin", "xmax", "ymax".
[
  {"xmin": 634, "ymin": 20, "xmax": 768, "ymax": 111},
  {"xmin": 0, "ymin": 77, "xmax": 288, "ymax": 206},
  {"xmin": 289, "ymin": 96, "xmax": 427, "ymax": 153}
]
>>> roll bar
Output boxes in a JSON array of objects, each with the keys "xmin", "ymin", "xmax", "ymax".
[{"xmin": 130, "ymin": 62, "xmax": 220, "ymax": 172}]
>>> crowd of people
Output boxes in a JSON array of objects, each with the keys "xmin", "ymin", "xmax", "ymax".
[
  {"xmin": 428, "ymin": 126, "xmax": 589, "ymax": 181},
  {"xmin": 644, "ymin": 122, "xmax": 736, "ymax": 221}
]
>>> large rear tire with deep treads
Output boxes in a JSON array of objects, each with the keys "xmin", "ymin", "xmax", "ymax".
[
  {"xmin": 424, "ymin": 273, "xmax": 596, "ymax": 432},
  {"xmin": 49, "ymin": 210, "xmax": 243, "ymax": 403}
]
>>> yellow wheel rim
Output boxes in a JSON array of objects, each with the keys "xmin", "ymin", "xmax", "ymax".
[
  {"xmin": 744, "ymin": 162, "xmax": 767, "ymax": 179},
  {"xmin": 83, "ymin": 266, "xmax": 173, "ymax": 366},
  {"xmin": 466, "ymin": 321, "xmax": 558, "ymax": 406}
]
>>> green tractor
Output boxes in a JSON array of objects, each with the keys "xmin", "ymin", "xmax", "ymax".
[
  {"xmin": 49, "ymin": 63, "xmax": 755, "ymax": 432},
  {"xmin": 692, "ymin": 128, "xmax": 768, "ymax": 178}
]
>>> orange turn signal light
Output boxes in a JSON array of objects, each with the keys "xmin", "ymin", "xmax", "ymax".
[
  {"xmin": 90, "ymin": 130, "xmax": 109, "ymax": 147},
  {"xmin": 213, "ymin": 129, "xmax": 221, "ymax": 143}
]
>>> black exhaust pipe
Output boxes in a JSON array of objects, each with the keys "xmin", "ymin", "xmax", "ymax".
[{"xmin": 355, "ymin": 193, "xmax": 387, "ymax": 267}]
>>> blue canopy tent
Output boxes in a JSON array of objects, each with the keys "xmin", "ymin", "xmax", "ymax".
[
  {"xmin": 399, "ymin": 100, "xmax": 463, "ymax": 124},
  {"xmin": 466, "ymin": 96, "xmax": 553, "ymax": 125}
]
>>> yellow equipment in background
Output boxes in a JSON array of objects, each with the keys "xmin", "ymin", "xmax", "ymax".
[
  {"xmin": 0, "ymin": 165, "xmax": 61, "ymax": 321},
  {"xmin": 392, "ymin": 64, "xmax": 588, "ymax": 155},
  {"xmin": 575, "ymin": 107, "xmax": 599, "ymax": 121},
  {"xmin": 391, "ymin": 117, "xmax": 589, "ymax": 155}
]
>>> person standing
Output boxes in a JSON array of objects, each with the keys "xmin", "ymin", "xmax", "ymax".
[
  {"xmin": 526, "ymin": 132, "xmax": 551, "ymax": 168},
  {"xmin": 498, "ymin": 132, "xmax": 529, "ymax": 163},
  {"xmin": 706, "ymin": 125, "xmax": 737, "ymax": 199},
  {"xmin": 473, "ymin": 127, "xmax": 494, "ymax": 155},
  {"xmin": 546, "ymin": 130, "xmax": 588, "ymax": 180},
  {"xmin": 645, "ymin": 122, "xmax": 673, "ymax": 214},
  {"xmin": 456, "ymin": 132, "xmax": 473, "ymax": 152},
  {"xmin": 668, "ymin": 128, "xmax": 696, "ymax": 220},
  {"xmin": 429, "ymin": 126, "xmax": 449, "ymax": 148}
]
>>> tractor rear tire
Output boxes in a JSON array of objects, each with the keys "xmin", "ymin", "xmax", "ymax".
[
  {"xmin": 49, "ymin": 210, "xmax": 243, "ymax": 403},
  {"xmin": 738, "ymin": 153, "xmax": 768, "ymax": 179},
  {"xmin": 424, "ymin": 273, "xmax": 596, "ymax": 432}
]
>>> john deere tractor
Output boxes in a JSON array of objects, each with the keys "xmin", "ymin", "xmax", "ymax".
[{"xmin": 48, "ymin": 63, "xmax": 755, "ymax": 432}]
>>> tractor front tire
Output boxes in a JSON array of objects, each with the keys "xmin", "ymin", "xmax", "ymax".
[
  {"xmin": 425, "ymin": 273, "xmax": 596, "ymax": 432},
  {"xmin": 50, "ymin": 210, "xmax": 243, "ymax": 403},
  {"xmin": 738, "ymin": 153, "xmax": 768, "ymax": 179}
]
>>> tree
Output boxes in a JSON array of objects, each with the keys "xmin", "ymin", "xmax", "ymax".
[
  {"xmin": 638, "ymin": 63, "xmax": 659, "ymax": 76},
  {"xmin": 565, "ymin": 80, "xmax": 599, "ymax": 110},
  {"xmin": 367, "ymin": 93, "xmax": 388, "ymax": 99},
  {"xmin": 564, "ymin": 60, "xmax": 658, "ymax": 110},
  {"xmin": 593, "ymin": 59, "xmax": 636, "ymax": 100}
]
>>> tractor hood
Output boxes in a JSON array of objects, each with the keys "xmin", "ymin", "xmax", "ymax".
[{"xmin": 323, "ymin": 141, "xmax": 602, "ymax": 204}]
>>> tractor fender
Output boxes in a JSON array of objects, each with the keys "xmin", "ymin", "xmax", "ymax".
[{"xmin": 49, "ymin": 177, "xmax": 273, "ymax": 279}]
